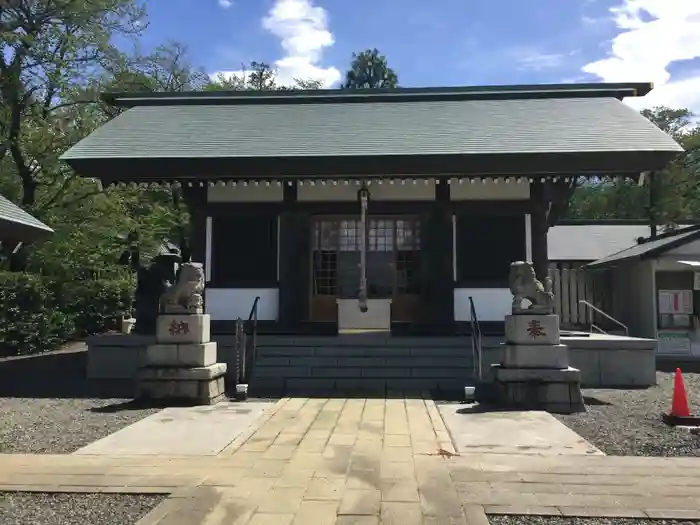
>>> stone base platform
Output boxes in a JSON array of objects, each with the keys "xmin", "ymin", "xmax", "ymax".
[
  {"xmin": 502, "ymin": 343, "xmax": 569, "ymax": 369},
  {"xmin": 136, "ymin": 363, "xmax": 227, "ymax": 406},
  {"xmin": 476, "ymin": 365, "xmax": 586, "ymax": 414}
]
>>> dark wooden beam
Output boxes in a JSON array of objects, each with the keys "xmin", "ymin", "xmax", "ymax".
[{"xmin": 203, "ymin": 199, "xmax": 533, "ymax": 217}]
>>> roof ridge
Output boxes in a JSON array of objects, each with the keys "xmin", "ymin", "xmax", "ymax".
[
  {"xmin": 102, "ymin": 82, "xmax": 654, "ymax": 108},
  {"xmin": 638, "ymin": 223, "xmax": 700, "ymax": 244}
]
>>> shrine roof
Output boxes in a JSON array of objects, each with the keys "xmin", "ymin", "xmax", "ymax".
[{"xmin": 60, "ymin": 82, "xmax": 682, "ymax": 182}]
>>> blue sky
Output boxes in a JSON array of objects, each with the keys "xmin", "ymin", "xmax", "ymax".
[{"xmin": 140, "ymin": 0, "xmax": 700, "ymax": 112}]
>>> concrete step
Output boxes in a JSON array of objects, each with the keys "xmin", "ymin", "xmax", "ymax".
[{"xmin": 248, "ymin": 336, "xmax": 480, "ymax": 399}]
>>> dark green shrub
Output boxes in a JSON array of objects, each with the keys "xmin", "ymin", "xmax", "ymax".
[
  {"xmin": 0, "ymin": 271, "xmax": 135, "ymax": 355},
  {"xmin": 0, "ymin": 272, "xmax": 74, "ymax": 356},
  {"xmin": 59, "ymin": 276, "xmax": 135, "ymax": 336}
]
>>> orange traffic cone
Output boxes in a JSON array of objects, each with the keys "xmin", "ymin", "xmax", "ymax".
[{"xmin": 671, "ymin": 368, "xmax": 691, "ymax": 418}]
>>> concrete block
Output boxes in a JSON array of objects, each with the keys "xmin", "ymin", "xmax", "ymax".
[
  {"xmin": 539, "ymin": 383, "xmax": 572, "ymax": 404},
  {"xmin": 335, "ymin": 357, "xmax": 384, "ymax": 367},
  {"xmin": 178, "ymin": 342, "xmax": 217, "ymax": 367},
  {"xmin": 298, "ymin": 356, "xmax": 339, "ymax": 367},
  {"xmin": 138, "ymin": 362, "xmax": 226, "ymax": 381},
  {"xmin": 285, "ymin": 378, "xmax": 335, "ymax": 391},
  {"xmin": 502, "ymin": 343, "xmax": 570, "ymax": 369},
  {"xmin": 505, "ymin": 314, "xmax": 560, "ymax": 345},
  {"xmin": 385, "ymin": 378, "xmax": 438, "ymax": 391},
  {"xmin": 248, "ymin": 378, "xmax": 285, "ymax": 394},
  {"xmin": 254, "ymin": 366, "xmax": 301, "ymax": 378},
  {"xmin": 568, "ymin": 348, "xmax": 601, "ymax": 387},
  {"xmin": 313, "ymin": 367, "xmax": 361, "ymax": 378},
  {"xmin": 136, "ymin": 377, "xmax": 226, "ymax": 404},
  {"xmin": 411, "ymin": 367, "xmax": 470, "ymax": 379},
  {"xmin": 144, "ymin": 342, "xmax": 217, "ymax": 367},
  {"xmin": 599, "ymin": 348, "xmax": 656, "ymax": 387},
  {"xmin": 86, "ymin": 341, "xmax": 145, "ymax": 380},
  {"xmin": 156, "ymin": 314, "xmax": 210, "ymax": 344},
  {"xmin": 362, "ymin": 367, "xmax": 411, "ymax": 378},
  {"xmin": 494, "ymin": 366, "xmax": 581, "ymax": 383},
  {"xmin": 334, "ymin": 378, "xmax": 387, "ymax": 394}
]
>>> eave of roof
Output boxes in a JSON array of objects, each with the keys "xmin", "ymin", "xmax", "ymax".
[
  {"xmin": 0, "ymin": 194, "xmax": 53, "ymax": 244},
  {"xmin": 586, "ymin": 225, "xmax": 700, "ymax": 269},
  {"xmin": 101, "ymin": 82, "xmax": 654, "ymax": 108}
]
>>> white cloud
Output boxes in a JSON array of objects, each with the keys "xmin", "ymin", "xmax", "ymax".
[
  {"xmin": 218, "ymin": 0, "xmax": 233, "ymax": 8},
  {"xmin": 261, "ymin": 0, "xmax": 340, "ymax": 87},
  {"xmin": 582, "ymin": 0, "xmax": 700, "ymax": 113}
]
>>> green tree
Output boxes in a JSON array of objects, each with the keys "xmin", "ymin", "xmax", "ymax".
[
  {"xmin": 567, "ymin": 106, "xmax": 700, "ymax": 224},
  {"xmin": 342, "ymin": 49, "xmax": 398, "ymax": 89},
  {"xmin": 0, "ymin": 0, "xmax": 145, "ymax": 207},
  {"xmin": 204, "ymin": 61, "xmax": 324, "ymax": 91}
]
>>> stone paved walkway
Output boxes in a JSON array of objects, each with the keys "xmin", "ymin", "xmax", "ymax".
[{"xmin": 3, "ymin": 397, "xmax": 700, "ymax": 524}]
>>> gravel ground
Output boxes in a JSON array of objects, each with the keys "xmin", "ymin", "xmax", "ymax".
[
  {"xmin": 555, "ymin": 371, "xmax": 700, "ymax": 457},
  {"xmin": 0, "ymin": 345, "xmax": 160, "ymax": 454},
  {"xmin": 490, "ymin": 517, "xmax": 700, "ymax": 525},
  {"xmin": 0, "ymin": 493, "xmax": 165, "ymax": 525},
  {"xmin": 0, "ymin": 398, "xmax": 161, "ymax": 453}
]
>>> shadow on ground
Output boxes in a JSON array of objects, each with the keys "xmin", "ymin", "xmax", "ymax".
[{"xmin": 0, "ymin": 348, "xmax": 133, "ymax": 399}]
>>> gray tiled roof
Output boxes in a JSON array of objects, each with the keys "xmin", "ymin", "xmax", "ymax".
[
  {"xmin": 548, "ymin": 224, "xmax": 652, "ymax": 261},
  {"xmin": 61, "ymin": 96, "xmax": 682, "ymax": 160},
  {"xmin": 0, "ymin": 194, "xmax": 53, "ymax": 243},
  {"xmin": 586, "ymin": 226, "xmax": 700, "ymax": 269}
]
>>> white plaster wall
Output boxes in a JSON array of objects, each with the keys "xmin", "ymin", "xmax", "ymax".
[
  {"xmin": 610, "ymin": 260, "xmax": 656, "ymax": 339},
  {"xmin": 207, "ymin": 184, "xmax": 283, "ymax": 202},
  {"xmin": 449, "ymin": 178, "xmax": 530, "ymax": 200},
  {"xmin": 297, "ymin": 181, "xmax": 435, "ymax": 201},
  {"xmin": 454, "ymin": 288, "xmax": 512, "ymax": 322},
  {"xmin": 656, "ymin": 256, "xmax": 700, "ymax": 271},
  {"xmin": 205, "ymin": 288, "xmax": 279, "ymax": 321}
]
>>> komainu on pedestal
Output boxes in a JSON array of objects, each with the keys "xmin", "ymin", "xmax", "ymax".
[
  {"xmin": 478, "ymin": 261, "xmax": 585, "ymax": 414},
  {"xmin": 136, "ymin": 262, "xmax": 227, "ymax": 406}
]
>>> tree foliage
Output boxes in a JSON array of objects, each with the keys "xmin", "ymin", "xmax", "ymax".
[
  {"xmin": 342, "ymin": 48, "xmax": 398, "ymax": 89},
  {"xmin": 204, "ymin": 61, "xmax": 324, "ymax": 91},
  {"xmin": 567, "ymin": 106, "xmax": 700, "ymax": 225}
]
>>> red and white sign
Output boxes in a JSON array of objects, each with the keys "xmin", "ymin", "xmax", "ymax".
[{"xmin": 658, "ymin": 290, "xmax": 693, "ymax": 315}]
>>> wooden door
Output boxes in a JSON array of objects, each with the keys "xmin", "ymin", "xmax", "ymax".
[{"xmin": 309, "ymin": 216, "xmax": 422, "ymax": 323}]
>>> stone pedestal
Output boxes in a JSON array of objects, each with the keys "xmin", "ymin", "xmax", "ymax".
[
  {"xmin": 486, "ymin": 314, "xmax": 585, "ymax": 414},
  {"xmin": 136, "ymin": 314, "xmax": 227, "ymax": 405}
]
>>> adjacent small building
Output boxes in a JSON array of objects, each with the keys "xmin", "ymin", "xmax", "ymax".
[{"xmin": 588, "ymin": 225, "xmax": 700, "ymax": 359}]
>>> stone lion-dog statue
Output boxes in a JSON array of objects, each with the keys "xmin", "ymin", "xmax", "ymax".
[
  {"xmin": 159, "ymin": 262, "xmax": 205, "ymax": 314},
  {"xmin": 509, "ymin": 261, "xmax": 554, "ymax": 315}
]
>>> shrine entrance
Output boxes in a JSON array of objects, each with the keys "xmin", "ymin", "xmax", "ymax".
[{"xmin": 310, "ymin": 216, "xmax": 422, "ymax": 324}]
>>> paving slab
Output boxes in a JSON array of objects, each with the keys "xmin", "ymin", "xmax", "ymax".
[
  {"xmin": 74, "ymin": 402, "xmax": 274, "ymax": 456},
  {"xmin": 438, "ymin": 403, "xmax": 603, "ymax": 456}
]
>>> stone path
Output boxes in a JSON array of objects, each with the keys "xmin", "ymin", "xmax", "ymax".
[
  {"xmin": 74, "ymin": 402, "xmax": 274, "ymax": 456},
  {"xmin": 438, "ymin": 403, "xmax": 603, "ymax": 456},
  {"xmin": 2, "ymin": 397, "xmax": 700, "ymax": 524}
]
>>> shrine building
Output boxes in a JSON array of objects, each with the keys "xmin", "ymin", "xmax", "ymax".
[{"xmin": 61, "ymin": 83, "xmax": 682, "ymax": 337}]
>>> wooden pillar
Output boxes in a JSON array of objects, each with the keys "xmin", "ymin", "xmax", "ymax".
[
  {"xmin": 278, "ymin": 183, "xmax": 310, "ymax": 330},
  {"xmin": 530, "ymin": 181, "xmax": 549, "ymax": 282},
  {"xmin": 419, "ymin": 178, "xmax": 454, "ymax": 334},
  {"xmin": 181, "ymin": 184, "xmax": 207, "ymax": 264}
]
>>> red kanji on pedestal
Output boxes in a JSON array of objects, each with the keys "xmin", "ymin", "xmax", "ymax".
[
  {"xmin": 526, "ymin": 319, "xmax": 546, "ymax": 339},
  {"xmin": 168, "ymin": 320, "xmax": 190, "ymax": 336}
]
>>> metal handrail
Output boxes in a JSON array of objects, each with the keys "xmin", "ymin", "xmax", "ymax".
[
  {"xmin": 468, "ymin": 296, "xmax": 483, "ymax": 382},
  {"xmin": 246, "ymin": 296, "xmax": 260, "ymax": 382},
  {"xmin": 578, "ymin": 300, "xmax": 628, "ymax": 336},
  {"xmin": 234, "ymin": 296, "xmax": 261, "ymax": 385}
]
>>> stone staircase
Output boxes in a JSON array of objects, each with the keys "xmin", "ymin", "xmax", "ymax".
[{"xmin": 246, "ymin": 334, "xmax": 484, "ymax": 399}]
